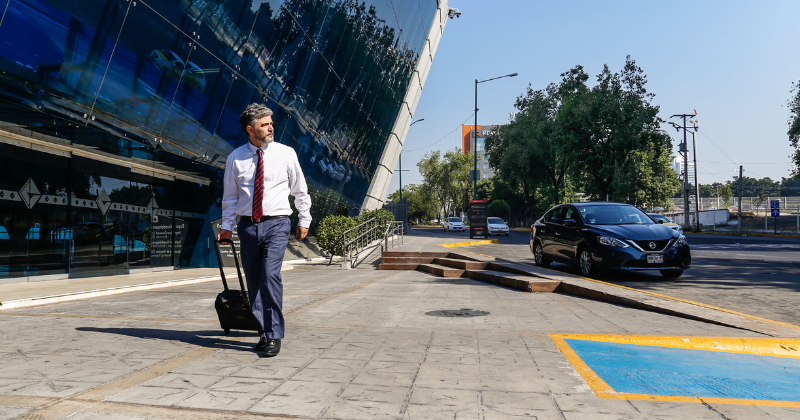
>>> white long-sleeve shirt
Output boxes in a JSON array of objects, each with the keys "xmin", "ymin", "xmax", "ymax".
[{"xmin": 221, "ymin": 141, "xmax": 312, "ymax": 231}]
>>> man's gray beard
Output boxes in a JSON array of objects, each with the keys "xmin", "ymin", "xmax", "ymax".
[{"xmin": 258, "ymin": 134, "xmax": 274, "ymax": 144}]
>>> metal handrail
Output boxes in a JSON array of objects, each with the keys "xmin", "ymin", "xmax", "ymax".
[
  {"xmin": 342, "ymin": 216, "xmax": 387, "ymax": 268},
  {"xmin": 341, "ymin": 216, "xmax": 404, "ymax": 269},
  {"xmin": 381, "ymin": 221, "xmax": 404, "ymax": 258}
]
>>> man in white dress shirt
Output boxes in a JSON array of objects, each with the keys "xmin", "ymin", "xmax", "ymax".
[{"xmin": 217, "ymin": 103, "xmax": 312, "ymax": 357}]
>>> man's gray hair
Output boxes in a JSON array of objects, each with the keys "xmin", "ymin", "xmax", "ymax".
[{"xmin": 239, "ymin": 103, "xmax": 274, "ymax": 130}]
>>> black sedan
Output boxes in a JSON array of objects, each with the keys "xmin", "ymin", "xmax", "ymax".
[{"xmin": 529, "ymin": 202, "xmax": 691, "ymax": 278}]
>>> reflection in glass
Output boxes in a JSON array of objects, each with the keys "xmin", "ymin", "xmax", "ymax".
[{"xmin": 0, "ymin": 0, "xmax": 439, "ymax": 279}]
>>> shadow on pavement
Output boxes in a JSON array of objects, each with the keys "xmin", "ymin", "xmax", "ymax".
[{"xmin": 75, "ymin": 327, "xmax": 256, "ymax": 352}]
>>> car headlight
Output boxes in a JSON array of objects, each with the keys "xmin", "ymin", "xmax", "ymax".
[
  {"xmin": 672, "ymin": 235, "xmax": 688, "ymax": 247},
  {"xmin": 597, "ymin": 236, "xmax": 629, "ymax": 248}
]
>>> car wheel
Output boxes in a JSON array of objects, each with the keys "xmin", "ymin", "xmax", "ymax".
[
  {"xmin": 578, "ymin": 247, "xmax": 596, "ymax": 277},
  {"xmin": 532, "ymin": 241, "xmax": 550, "ymax": 268},
  {"xmin": 660, "ymin": 269, "xmax": 684, "ymax": 279}
]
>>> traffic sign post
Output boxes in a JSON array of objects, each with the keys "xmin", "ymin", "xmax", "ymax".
[{"xmin": 770, "ymin": 200, "xmax": 780, "ymax": 234}]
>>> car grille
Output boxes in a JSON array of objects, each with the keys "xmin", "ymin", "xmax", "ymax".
[{"xmin": 629, "ymin": 239, "xmax": 671, "ymax": 252}]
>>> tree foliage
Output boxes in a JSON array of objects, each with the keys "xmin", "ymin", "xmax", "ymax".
[
  {"xmin": 481, "ymin": 57, "xmax": 679, "ymax": 223},
  {"xmin": 788, "ymin": 81, "xmax": 800, "ymax": 177},
  {"xmin": 386, "ymin": 184, "xmax": 438, "ymax": 223},
  {"xmin": 487, "ymin": 199, "xmax": 511, "ymax": 220},
  {"xmin": 417, "ymin": 148, "xmax": 471, "ymax": 218}
]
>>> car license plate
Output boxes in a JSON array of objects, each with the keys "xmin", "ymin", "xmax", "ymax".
[{"xmin": 647, "ymin": 254, "xmax": 663, "ymax": 264}]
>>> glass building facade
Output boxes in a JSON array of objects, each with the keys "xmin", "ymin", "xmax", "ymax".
[{"xmin": 0, "ymin": 0, "xmax": 444, "ymax": 280}]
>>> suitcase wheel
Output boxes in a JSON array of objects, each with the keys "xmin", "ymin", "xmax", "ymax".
[{"xmin": 224, "ymin": 328, "xmax": 230, "ymax": 335}]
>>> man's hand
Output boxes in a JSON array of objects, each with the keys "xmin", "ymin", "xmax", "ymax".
[
  {"xmin": 296, "ymin": 226, "xmax": 309, "ymax": 241},
  {"xmin": 217, "ymin": 229, "xmax": 232, "ymax": 241}
]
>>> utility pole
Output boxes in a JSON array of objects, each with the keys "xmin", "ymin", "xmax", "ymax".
[
  {"xmin": 670, "ymin": 113, "xmax": 697, "ymax": 230},
  {"xmin": 691, "ymin": 127, "xmax": 700, "ymax": 231},
  {"xmin": 737, "ymin": 165, "xmax": 743, "ymax": 233}
]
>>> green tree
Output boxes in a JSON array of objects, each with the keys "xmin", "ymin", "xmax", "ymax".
[
  {"xmin": 386, "ymin": 184, "xmax": 439, "ymax": 223},
  {"xmin": 487, "ymin": 199, "xmax": 511, "ymax": 220},
  {"xmin": 476, "ymin": 179, "xmax": 493, "ymax": 201},
  {"xmin": 417, "ymin": 148, "xmax": 471, "ymax": 218},
  {"xmin": 719, "ymin": 184, "xmax": 733, "ymax": 207},
  {"xmin": 558, "ymin": 57, "xmax": 679, "ymax": 208},
  {"xmin": 788, "ymin": 81, "xmax": 800, "ymax": 177},
  {"xmin": 485, "ymin": 83, "xmax": 570, "ymax": 219}
]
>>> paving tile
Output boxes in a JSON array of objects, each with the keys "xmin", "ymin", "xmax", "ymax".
[
  {"xmin": 481, "ymin": 391, "xmax": 561, "ymax": 419},
  {"xmin": 0, "ymin": 407, "xmax": 36, "ymax": 420},
  {"xmin": 249, "ymin": 379, "xmax": 343, "ymax": 417},
  {"xmin": 109, "ymin": 386, "xmax": 197, "ymax": 406},
  {"xmin": 325, "ymin": 384, "xmax": 409, "ymax": 420},
  {"xmin": 404, "ymin": 387, "xmax": 482, "ymax": 420}
]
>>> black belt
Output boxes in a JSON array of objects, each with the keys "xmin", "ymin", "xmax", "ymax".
[{"xmin": 244, "ymin": 215, "xmax": 288, "ymax": 223}]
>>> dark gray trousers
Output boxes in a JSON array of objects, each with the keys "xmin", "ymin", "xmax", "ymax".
[{"xmin": 237, "ymin": 217, "xmax": 290, "ymax": 339}]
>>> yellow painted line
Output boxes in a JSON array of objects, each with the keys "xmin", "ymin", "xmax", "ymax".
[
  {"xmin": 550, "ymin": 333, "xmax": 800, "ymax": 358},
  {"xmin": 507, "ymin": 259, "xmax": 800, "ymax": 332},
  {"xmin": 549, "ymin": 333, "xmax": 617, "ymax": 397},
  {"xmin": 438, "ymin": 239, "xmax": 499, "ymax": 248},
  {"xmin": 549, "ymin": 333, "xmax": 800, "ymax": 407}
]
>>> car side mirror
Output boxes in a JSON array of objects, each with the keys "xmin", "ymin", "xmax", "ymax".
[
  {"xmin": 656, "ymin": 220, "xmax": 664, "ymax": 224},
  {"xmin": 563, "ymin": 219, "xmax": 577, "ymax": 228}
]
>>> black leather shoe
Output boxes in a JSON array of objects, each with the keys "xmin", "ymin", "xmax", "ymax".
[
  {"xmin": 255, "ymin": 337, "xmax": 267, "ymax": 352},
  {"xmin": 262, "ymin": 339, "xmax": 281, "ymax": 357}
]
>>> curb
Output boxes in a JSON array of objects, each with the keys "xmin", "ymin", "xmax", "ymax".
[{"xmin": 0, "ymin": 275, "xmax": 221, "ymax": 311}]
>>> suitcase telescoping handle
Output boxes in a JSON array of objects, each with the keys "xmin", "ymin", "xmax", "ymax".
[{"xmin": 214, "ymin": 238, "xmax": 252, "ymax": 311}]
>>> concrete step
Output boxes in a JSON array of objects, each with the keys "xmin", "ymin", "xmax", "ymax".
[
  {"xmin": 465, "ymin": 270, "xmax": 560, "ymax": 292},
  {"xmin": 417, "ymin": 263, "xmax": 466, "ymax": 278},
  {"xmin": 378, "ymin": 262, "xmax": 420, "ymax": 270},
  {"xmin": 433, "ymin": 258, "xmax": 488, "ymax": 270},
  {"xmin": 383, "ymin": 251, "xmax": 451, "ymax": 258},
  {"xmin": 381, "ymin": 257, "xmax": 436, "ymax": 264}
]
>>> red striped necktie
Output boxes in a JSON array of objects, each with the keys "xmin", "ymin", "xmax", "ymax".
[{"xmin": 253, "ymin": 148, "xmax": 264, "ymax": 221}]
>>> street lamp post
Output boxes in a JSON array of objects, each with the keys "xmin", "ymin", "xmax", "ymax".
[
  {"xmin": 474, "ymin": 73, "xmax": 517, "ymax": 199},
  {"xmin": 399, "ymin": 118, "xmax": 424, "ymax": 201}
]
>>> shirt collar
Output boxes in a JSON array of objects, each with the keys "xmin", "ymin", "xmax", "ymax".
[{"xmin": 247, "ymin": 141, "xmax": 269, "ymax": 154}]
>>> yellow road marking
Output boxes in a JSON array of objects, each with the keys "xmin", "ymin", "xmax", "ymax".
[
  {"xmin": 438, "ymin": 239, "xmax": 498, "ymax": 248},
  {"xmin": 549, "ymin": 333, "xmax": 800, "ymax": 407},
  {"xmin": 550, "ymin": 333, "xmax": 800, "ymax": 358}
]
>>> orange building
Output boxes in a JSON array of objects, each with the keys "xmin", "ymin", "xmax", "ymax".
[{"xmin": 461, "ymin": 124, "xmax": 497, "ymax": 179}]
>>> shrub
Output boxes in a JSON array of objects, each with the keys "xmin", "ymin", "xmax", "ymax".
[{"xmin": 316, "ymin": 215, "xmax": 358, "ymax": 262}]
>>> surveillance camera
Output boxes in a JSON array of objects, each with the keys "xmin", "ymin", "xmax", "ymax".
[{"xmin": 448, "ymin": 8, "xmax": 461, "ymax": 19}]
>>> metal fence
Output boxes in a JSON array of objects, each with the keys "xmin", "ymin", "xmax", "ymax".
[{"xmin": 670, "ymin": 197, "xmax": 800, "ymax": 214}]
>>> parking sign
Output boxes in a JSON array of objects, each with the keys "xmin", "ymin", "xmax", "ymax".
[{"xmin": 770, "ymin": 200, "xmax": 780, "ymax": 217}]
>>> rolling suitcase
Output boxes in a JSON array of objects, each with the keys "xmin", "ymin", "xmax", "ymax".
[{"xmin": 214, "ymin": 239, "xmax": 261, "ymax": 335}]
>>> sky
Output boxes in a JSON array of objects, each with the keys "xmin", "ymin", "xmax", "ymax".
[{"xmin": 386, "ymin": 0, "xmax": 800, "ymax": 199}]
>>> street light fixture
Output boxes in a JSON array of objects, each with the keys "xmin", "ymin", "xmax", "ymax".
[
  {"xmin": 399, "ymin": 118, "xmax": 424, "ymax": 201},
  {"xmin": 474, "ymin": 73, "xmax": 517, "ymax": 199}
]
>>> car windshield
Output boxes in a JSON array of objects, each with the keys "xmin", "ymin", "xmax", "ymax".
[
  {"xmin": 487, "ymin": 217, "xmax": 504, "ymax": 224},
  {"xmin": 448, "ymin": 218, "xmax": 461, "ymax": 222},
  {"xmin": 580, "ymin": 205, "xmax": 654, "ymax": 225},
  {"xmin": 649, "ymin": 214, "xmax": 670, "ymax": 223}
]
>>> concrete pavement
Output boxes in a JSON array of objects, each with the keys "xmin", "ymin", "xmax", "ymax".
[{"xmin": 1, "ymin": 230, "xmax": 800, "ymax": 419}]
